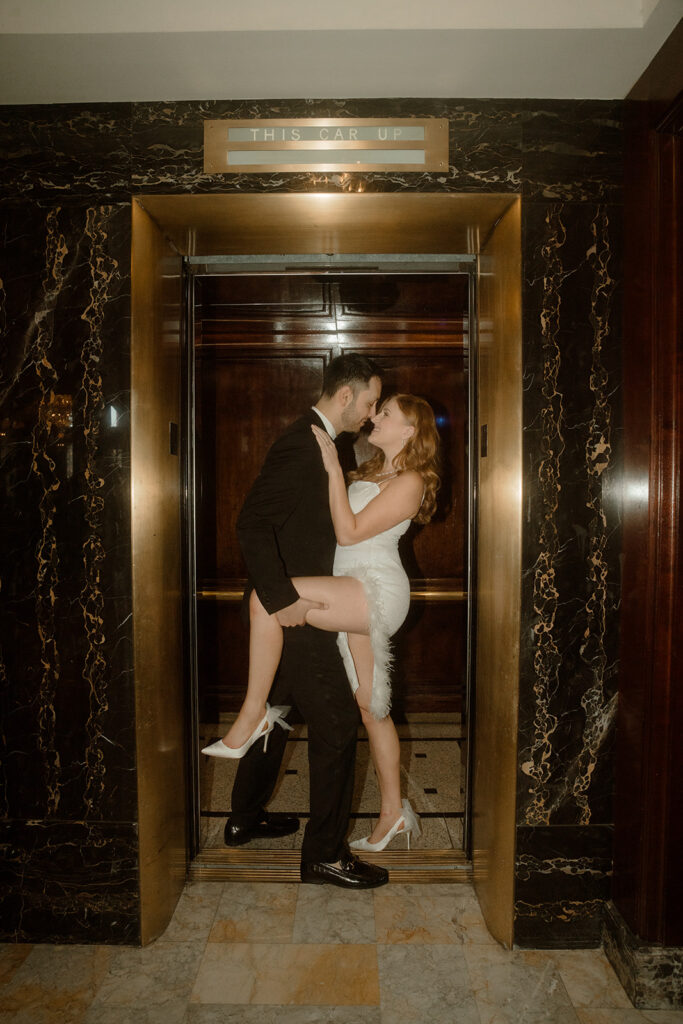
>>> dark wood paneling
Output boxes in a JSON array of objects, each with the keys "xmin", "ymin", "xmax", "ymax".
[
  {"xmin": 614, "ymin": 84, "xmax": 682, "ymax": 945},
  {"xmin": 196, "ymin": 275, "xmax": 336, "ymax": 332},
  {"xmin": 194, "ymin": 273, "xmax": 469, "ymax": 717},
  {"xmin": 392, "ymin": 601, "xmax": 467, "ymax": 716},
  {"xmin": 195, "ymin": 348, "xmax": 331, "ymax": 579}
]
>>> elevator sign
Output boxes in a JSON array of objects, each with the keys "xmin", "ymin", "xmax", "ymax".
[{"xmin": 203, "ymin": 118, "xmax": 449, "ymax": 173}]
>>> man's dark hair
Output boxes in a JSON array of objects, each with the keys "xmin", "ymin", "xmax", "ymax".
[{"xmin": 321, "ymin": 353, "xmax": 382, "ymax": 398}]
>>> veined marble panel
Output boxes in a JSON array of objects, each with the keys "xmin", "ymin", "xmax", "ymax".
[
  {"xmin": 0, "ymin": 820, "xmax": 139, "ymax": 943},
  {"xmin": 0, "ymin": 103, "xmax": 133, "ymax": 200},
  {"xmin": 518, "ymin": 201, "xmax": 621, "ymax": 829},
  {"xmin": 0, "ymin": 201, "xmax": 135, "ymax": 826},
  {"xmin": 0, "ymin": 97, "xmax": 622, "ymax": 203},
  {"xmin": 514, "ymin": 825, "xmax": 613, "ymax": 948},
  {"xmin": 521, "ymin": 101, "xmax": 623, "ymax": 203}
]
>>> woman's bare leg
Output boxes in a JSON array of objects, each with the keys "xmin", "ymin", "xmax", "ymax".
[
  {"xmin": 348, "ymin": 634, "xmax": 404, "ymax": 844},
  {"xmin": 223, "ymin": 575, "xmax": 405, "ymax": 838},
  {"xmin": 222, "ymin": 577, "xmax": 368, "ymax": 749},
  {"xmin": 221, "ymin": 589, "xmax": 284, "ymax": 748}
]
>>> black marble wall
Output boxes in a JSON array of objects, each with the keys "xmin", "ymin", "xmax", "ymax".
[
  {"xmin": 0, "ymin": 97, "xmax": 622, "ymax": 944},
  {"xmin": 0, "ymin": 126, "xmax": 139, "ymax": 940},
  {"xmin": 518, "ymin": 167, "xmax": 622, "ymax": 944}
]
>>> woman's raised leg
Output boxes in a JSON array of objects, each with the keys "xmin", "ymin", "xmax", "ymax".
[
  {"xmin": 222, "ymin": 576, "xmax": 369, "ymax": 749},
  {"xmin": 221, "ymin": 589, "xmax": 285, "ymax": 749}
]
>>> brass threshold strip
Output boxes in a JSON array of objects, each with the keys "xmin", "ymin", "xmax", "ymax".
[{"xmin": 190, "ymin": 848, "xmax": 472, "ymax": 884}]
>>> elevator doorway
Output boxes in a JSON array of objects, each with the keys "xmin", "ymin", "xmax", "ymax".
[
  {"xmin": 131, "ymin": 192, "xmax": 521, "ymax": 941},
  {"xmin": 187, "ymin": 259, "xmax": 475, "ymax": 878}
]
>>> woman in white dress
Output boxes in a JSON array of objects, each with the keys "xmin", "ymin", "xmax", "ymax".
[{"xmin": 203, "ymin": 394, "xmax": 441, "ymax": 851}]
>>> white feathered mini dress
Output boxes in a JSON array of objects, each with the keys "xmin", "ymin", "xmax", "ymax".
[{"xmin": 333, "ymin": 479, "xmax": 412, "ymax": 719}]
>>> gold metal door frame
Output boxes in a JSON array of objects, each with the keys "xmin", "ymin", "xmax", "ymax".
[{"xmin": 131, "ymin": 192, "xmax": 522, "ymax": 944}]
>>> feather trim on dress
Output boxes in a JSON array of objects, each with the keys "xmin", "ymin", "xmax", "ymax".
[{"xmin": 336, "ymin": 563, "xmax": 393, "ymax": 720}]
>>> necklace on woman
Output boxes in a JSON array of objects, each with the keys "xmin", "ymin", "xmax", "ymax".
[{"xmin": 374, "ymin": 469, "xmax": 397, "ymax": 479}]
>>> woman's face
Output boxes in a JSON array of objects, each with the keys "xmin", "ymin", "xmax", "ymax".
[{"xmin": 368, "ymin": 398, "xmax": 415, "ymax": 450}]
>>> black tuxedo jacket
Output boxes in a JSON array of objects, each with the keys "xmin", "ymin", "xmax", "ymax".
[{"xmin": 237, "ymin": 409, "xmax": 336, "ymax": 615}]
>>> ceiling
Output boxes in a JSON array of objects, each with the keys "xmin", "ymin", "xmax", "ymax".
[{"xmin": 0, "ymin": 0, "xmax": 681, "ymax": 104}]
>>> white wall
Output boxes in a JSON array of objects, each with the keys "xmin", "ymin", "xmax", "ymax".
[
  {"xmin": 0, "ymin": 0, "xmax": 680, "ymax": 102},
  {"xmin": 0, "ymin": 0, "xmax": 662, "ymax": 34}
]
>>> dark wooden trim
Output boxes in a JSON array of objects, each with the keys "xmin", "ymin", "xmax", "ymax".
[{"xmin": 614, "ymin": 76, "xmax": 682, "ymax": 945}]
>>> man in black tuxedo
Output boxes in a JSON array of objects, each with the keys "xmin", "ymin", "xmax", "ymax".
[{"xmin": 226, "ymin": 354, "xmax": 388, "ymax": 888}]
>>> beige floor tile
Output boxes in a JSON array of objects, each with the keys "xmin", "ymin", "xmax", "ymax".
[
  {"xmin": 0, "ymin": 945, "xmax": 110, "ymax": 1022},
  {"xmin": 0, "ymin": 945, "xmax": 33, "ymax": 986},
  {"xmin": 452, "ymin": 899, "xmax": 499, "ymax": 945},
  {"xmin": 401, "ymin": 741, "xmax": 463, "ymax": 812},
  {"xmin": 190, "ymin": 943, "xmax": 380, "ymax": 1006},
  {"xmin": 187, "ymin": 1005, "xmax": 381, "ymax": 1022},
  {"xmin": 201, "ymin": 814, "xmax": 224, "ymax": 848},
  {"xmin": 575, "ymin": 1010, "xmax": 644, "ymax": 1024},
  {"xmin": 83, "ymin": 1003, "xmax": 188, "ymax": 1024},
  {"xmin": 464, "ymin": 944, "xmax": 580, "ymax": 1024},
  {"xmin": 446, "ymin": 815, "xmax": 465, "ymax": 848},
  {"xmin": 374, "ymin": 883, "xmax": 484, "ymax": 944},
  {"xmin": 91, "ymin": 941, "xmax": 203, "ymax": 1007},
  {"xmin": 0, "ymin": 1013, "xmax": 88, "ymax": 1024},
  {"xmin": 292, "ymin": 884, "xmax": 376, "ymax": 944},
  {"xmin": 641, "ymin": 1013, "xmax": 683, "ymax": 1023},
  {"xmin": 550, "ymin": 951, "xmax": 633, "ymax": 1009},
  {"xmin": 157, "ymin": 882, "xmax": 224, "ymax": 944},
  {"xmin": 377, "ymin": 943, "xmax": 479, "ymax": 1023},
  {"xmin": 208, "ymin": 882, "xmax": 298, "ymax": 943}
]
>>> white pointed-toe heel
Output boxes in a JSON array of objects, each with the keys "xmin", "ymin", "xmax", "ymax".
[
  {"xmin": 350, "ymin": 799, "xmax": 421, "ymax": 853},
  {"xmin": 201, "ymin": 703, "xmax": 293, "ymax": 759}
]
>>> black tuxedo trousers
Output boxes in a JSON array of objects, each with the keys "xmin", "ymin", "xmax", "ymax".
[{"xmin": 231, "ymin": 411, "xmax": 359, "ymax": 863}]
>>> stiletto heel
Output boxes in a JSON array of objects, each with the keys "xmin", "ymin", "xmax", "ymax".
[
  {"xmin": 350, "ymin": 799, "xmax": 421, "ymax": 853},
  {"xmin": 201, "ymin": 703, "xmax": 292, "ymax": 759}
]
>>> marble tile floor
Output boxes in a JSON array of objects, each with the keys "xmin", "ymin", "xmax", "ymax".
[
  {"xmin": 2, "ymin": 881, "xmax": 681, "ymax": 1023},
  {"xmin": 199, "ymin": 715, "xmax": 465, "ymax": 852}
]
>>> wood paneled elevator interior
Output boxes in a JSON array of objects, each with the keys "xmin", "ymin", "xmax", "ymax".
[
  {"xmin": 192, "ymin": 266, "xmax": 472, "ymax": 862},
  {"xmin": 193, "ymin": 270, "xmax": 469, "ymax": 721}
]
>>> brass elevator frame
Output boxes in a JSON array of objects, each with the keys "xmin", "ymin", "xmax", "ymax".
[{"xmin": 131, "ymin": 193, "xmax": 522, "ymax": 947}]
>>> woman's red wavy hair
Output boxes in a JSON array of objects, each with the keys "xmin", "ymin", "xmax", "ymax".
[{"xmin": 349, "ymin": 393, "xmax": 441, "ymax": 524}]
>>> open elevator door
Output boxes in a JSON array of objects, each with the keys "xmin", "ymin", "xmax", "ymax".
[{"xmin": 185, "ymin": 256, "xmax": 476, "ymax": 882}]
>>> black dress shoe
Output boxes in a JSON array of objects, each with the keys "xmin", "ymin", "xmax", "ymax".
[
  {"xmin": 300, "ymin": 851, "xmax": 389, "ymax": 889},
  {"xmin": 224, "ymin": 812, "xmax": 299, "ymax": 847}
]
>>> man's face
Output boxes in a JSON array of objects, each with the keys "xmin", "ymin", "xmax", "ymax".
[{"xmin": 340, "ymin": 376, "xmax": 382, "ymax": 434}]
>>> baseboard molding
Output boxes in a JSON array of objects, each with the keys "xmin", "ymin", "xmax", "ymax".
[{"xmin": 603, "ymin": 901, "xmax": 683, "ymax": 1009}]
